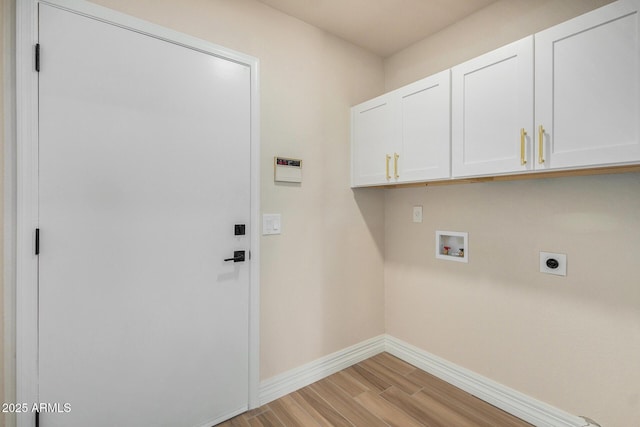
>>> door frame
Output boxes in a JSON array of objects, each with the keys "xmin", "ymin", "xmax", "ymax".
[{"xmin": 14, "ymin": 1, "xmax": 261, "ymax": 425}]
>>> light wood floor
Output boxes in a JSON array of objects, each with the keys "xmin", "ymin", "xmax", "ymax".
[{"xmin": 217, "ymin": 352, "xmax": 532, "ymax": 427}]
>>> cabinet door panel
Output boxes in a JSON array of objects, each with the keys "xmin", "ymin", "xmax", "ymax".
[
  {"xmin": 452, "ymin": 36, "xmax": 533, "ymax": 177},
  {"xmin": 351, "ymin": 95, "xmax": 394, "ymax": 186},
  {"xmin": 397, "ymin": 70, "xmax": 451, "ymax": 182},
  {"xmin": 535, "ymin": 0, "xmax": 640, "ymax": 169}
]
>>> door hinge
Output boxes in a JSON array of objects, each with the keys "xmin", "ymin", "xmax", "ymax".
[
  {"xmin": 35, "ymin": 44, "xmax": 40, "ymax": 72},
  {"xmin": 35, "ymin": 228, "xmax": 40, "ymax": 255}
]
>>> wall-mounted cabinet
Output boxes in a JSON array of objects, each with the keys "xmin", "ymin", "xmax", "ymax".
[
  {"xmin": 451, "ymin": 37, "xmax": 533, "ymax": 178},
  {"xmin": 395, "ymin": 71, "xmax": 451, "ymax": 183},
  {"xmin": 451, "ymin": 0, "xmax": 640, "ymax": 179},
  {"xmin": 351, "ymin": 0, "xmax": 640, "ymax": 187},
  {"xmin": 351, "ymin": 94, "xmax": 394, "ymax": 186},
  {"xmin": 351, "ymin": 70, "xmax": 450, "ymax": 187},
  {"xmin": 534, "ymin": 0, "xmax": 640, "ymax": 170}
]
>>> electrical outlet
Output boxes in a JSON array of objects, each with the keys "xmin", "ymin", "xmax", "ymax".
[
  {"xmin": 540, "ymin": 252, "xmax": 567, "ymax": 276},
  {"xmin": 413, "ymin": 206, "xmax": 423, "ymax": 223}
]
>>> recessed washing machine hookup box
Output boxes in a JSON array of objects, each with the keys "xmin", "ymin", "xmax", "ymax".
[{"xmin": 436, "ymin": 230, "xmax": 468, "ymax": 263}]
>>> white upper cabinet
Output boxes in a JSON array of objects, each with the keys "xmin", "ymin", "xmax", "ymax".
[
  {"xmin": 395, "ymin": 70, "xmax": 451, "ymax": 183},
  {"xmin": 535, "ymin": 0, "xmax": 640, "ymax": 170},
  {"xmin": 351, "ymin": 0, "xmax": 640, "ymax": 187},
  {"xmin": 351, "ymin": 71, "xmax": 451, "ymax": 187},
  {"xmin": 451, "ymin": 36, "xmax": 534, "ymax": 178},
  {"xmin": 351, "ymin": 94, "xmax": 394, "ymax": 187}
]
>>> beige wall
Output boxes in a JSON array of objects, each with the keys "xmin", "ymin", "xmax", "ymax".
[{"xmin": 383, "ymin": 1, "xmax": 638, "ymax": 426}]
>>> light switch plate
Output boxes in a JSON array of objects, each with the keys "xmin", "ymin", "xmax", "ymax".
[
  {"xmin": 262, "ymin": 214, "xmax": 281, "ymax": 235},
  {"xmin": 413, "ymin": 206, "xmax": 423, "ymax": 223}
]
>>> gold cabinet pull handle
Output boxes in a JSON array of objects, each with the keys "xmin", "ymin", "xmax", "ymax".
[
  {"xmin": 520, "ymin": 128, "xmax": 527, "ymax": 166},
  {"xmin": 394, "ymin": 153, "xmax": 399, "ymax": 179},
  {"xmin": 538, "ymin": 125, "xmax": 545, "ymax": 164},
  {"xmin": 385, "ymin": 154, "xmax": 391, "ymax": 180}
]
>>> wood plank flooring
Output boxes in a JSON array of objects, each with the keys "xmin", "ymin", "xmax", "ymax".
[{"xmin": 217, "ymin": 352, "xmax": 532, "ymax": 427}]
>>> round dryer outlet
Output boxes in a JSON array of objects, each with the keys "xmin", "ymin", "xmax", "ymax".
[{"xmin": 540, "ymin": 252, "xmax": 567, "ymax": 276}]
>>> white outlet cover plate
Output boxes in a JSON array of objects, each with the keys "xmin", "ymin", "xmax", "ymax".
[
  {"xmin": 413, "ymin": 206, "xmax": 423, "ymax": 223},
  {"xmin": 540, "ymin": 252, "xmax": 567, "ymax": 276}
]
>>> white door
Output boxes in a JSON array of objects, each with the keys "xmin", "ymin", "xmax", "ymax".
[
  {"xmin": 452, "ymin": 36, "xmax": 534, "ymax": 178},
  {"xmin": 395, "ymin": 70, "xmax": 451, "ymax": 183},
  {"xmin": 535, "ymin": 0, "xmax": 640, "ymax": 170},
  {"xmin": 38, "ymin": 4, "xmax": 251, "ymax": 427},
  {"xmin": 351, "ymin": 94, "xmax": 395, "ymax": 186}
]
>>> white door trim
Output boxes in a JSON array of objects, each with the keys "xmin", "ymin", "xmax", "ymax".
[{"xmin": 15, "ymin": 1, "xmax": 261, "ymax": 425}]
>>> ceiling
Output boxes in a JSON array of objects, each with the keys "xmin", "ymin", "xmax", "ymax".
[{"xmin": 256, "ymin": 0, "xmax": 498, "ymax": 57}]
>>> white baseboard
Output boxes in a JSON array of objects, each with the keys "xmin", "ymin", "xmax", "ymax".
[
  {"xmin": 196, "ymin": 405, "xmax": 247, "ymax": 427},
  {"xmin": 384, "ymin": 335, "xmax": 594, "ymax": 427},
  {"xmin": 258, "ymin": 334, "xmax": 386, "ymax": 405},
  {"xmin": 258, "ymin": 334, "xmax": 599, "ymax": 427}
]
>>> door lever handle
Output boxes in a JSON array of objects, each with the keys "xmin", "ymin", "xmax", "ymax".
[{"xmin": 224, "ymin": 250, "xmax": 245, "ymax": 262}]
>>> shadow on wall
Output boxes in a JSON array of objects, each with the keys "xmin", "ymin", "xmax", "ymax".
[
  {"xmin": 274, "ymin": 181, "xmax": 301, "ymax": 188},
  {"xmin": 352, "ymin": 187, "xmax": 385, "ymax": 257}
]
